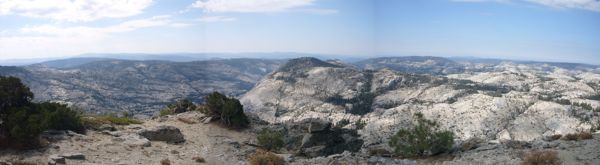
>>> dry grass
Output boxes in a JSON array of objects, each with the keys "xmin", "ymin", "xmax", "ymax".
[
  {"xmin": 564, "ymin": 132, "xmax": 593, "ymax": 141},
  {"xmin": 178, "ymin": 117, "xmax": 197, "ymax": 124},
  {"xmin": 564, "ymin": 133, "xmax": 579, "ymax": 141},
  {"xmin": 522, "ymin": 150, "xmax": 560, "ymax": 165},
  {"xmin": 249, "ymin": 150, "xmax": 285, "ymax": 165},
  {"xmin": 81, "ymin": 115, "xmax": 143, "ymax": 129},
  {"xmin": 578, "ymin": 132, "xmax": 593, "ymax": 140},
  {"xmin": 549, "ymin": 134, "xmax": 562, "ymax": 141}
]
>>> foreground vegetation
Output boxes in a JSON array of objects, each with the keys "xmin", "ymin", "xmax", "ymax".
[
  {"xmin": 257, "ymin": 128, "xmax": 285, "ymax": 151},
  {"xmin": 522, "ymin": 150, "xmax": 560, "ymax": 165},
  {"xmin": 249, "ymin": 150, "xmax": 285, "ymax": 165},
  {"xmin": 162, "ymin": 92, "xmax": 250, "ymax": 128},
  {"xmin": 389, "ymin": 113, "xmax": 455, "ymax": 158},
  {"xmin": 0, "ymin": 76, "xmax": 85, "ymax": 148},
  {"xmin": 81, "ymin": 114, "xmax": 143, "ymax": 130}
]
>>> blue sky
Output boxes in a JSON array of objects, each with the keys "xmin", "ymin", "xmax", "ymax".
[
  {"xmin": 376, "ymin": 0, "xmax": 600, "ymax": 63},
  {"xmin": 0, "ymin": 0, "xmax": 598, "ymax": 64}
]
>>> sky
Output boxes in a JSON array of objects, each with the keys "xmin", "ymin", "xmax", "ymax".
[{"xmin": 0, "ymin": 0, "xmax": 598, "ymax": 64}]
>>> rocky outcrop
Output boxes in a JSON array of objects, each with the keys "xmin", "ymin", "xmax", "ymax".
[
  {"xmin": 113, "ymin": 134, "xmax": 151, "ymax": 147},
  {"xmin": 263, "ymin": 118, "xmax": 364, "ymax": 158},
  {"xmin": 242, "ymin": 57, "xmax": 600, "ymax": 151},
  {"xmin": 138, "ymin": 125, "xmax": 185, "ymax": 144}
]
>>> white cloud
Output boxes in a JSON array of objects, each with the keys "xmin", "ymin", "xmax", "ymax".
[
  {"xmin": 525, "ymin": 0, "xmax": 600, "ymax": 12},
  {"xmin": 198, "ymin": 16, "xmax": 237, "ymax": 22},
  {"xmin": 301, "ymin": 8, "xmax": 339, "ymax": 15},
  {"xmin": 0, "ymin": 15, "xmax": 188, "ymax": 59},
  {"xmin": 191, "ymin": 0, "xmax": 318, "ymax": 13},
  {"xmin": 452, "ymin": 0, "xmax": 600, "ymax": 12},
  {"xmin": 0, "ymin": 0, "xmax": 153, "ymax": 22},
  {"xmin": 20, "ymin": 15, "xmax": 178, "ymax": 37}
]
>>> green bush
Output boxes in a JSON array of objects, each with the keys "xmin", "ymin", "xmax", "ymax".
[
  {"xmin": 257, "ymin": 128, "xmax": 284, "ymax": 151},
  {"xmin": 82, "ymin": 115, "xmax": 143, "ymax": 129},
  {"xmin": 4, "ymin": 106, "xmax": 45, "ymax": 144},
  {"xmin": 389, "ymin": 113, "xmax": 454, "ymax": 157},
  {"xmin": 0, "ymin": 76, "xmax": 86, "ymax": 148},
  {"xmin": 204, "ymin": 92, "xmax": 228, "ymax": 116},
  {"xmin": 355, "ymin": 119, "xmax": 367, "ymax": 129},
  {"xmin": 336, "ymin": 119, "xmax": 350, "ymax": 128},
  {"xmin": 39, "ymin": 102, "xmax": 85, "ymax": 133},
  {"xmin": 159, "ymin": 108, "xmax": 172, "ymax": 116},
  {"xmin": 0, "ymin": 76, "xmax": 33, "ymax": 112},
  {"xmin": 204, "ymin": 92, "xmax": 249, "ymax": 128},
  {"xmin": 221, "ymin": 99, "xmax": 249, "ymax": 128}
]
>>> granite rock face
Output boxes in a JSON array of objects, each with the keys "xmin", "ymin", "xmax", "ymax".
[{"xmin": 242, "ymin": 57, "xmax": 600, "ymax": 152}]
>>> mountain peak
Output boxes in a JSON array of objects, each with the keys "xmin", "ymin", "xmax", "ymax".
[{"xmin": 277, "ymin": 57, "xmax": 343, "ymax": 72}]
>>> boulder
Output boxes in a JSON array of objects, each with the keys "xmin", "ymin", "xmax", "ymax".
[
  {"xmin": 138, "ymin": 125, "xmax": 185, "ymax": 144},
  {"xmin": 114, "ymin": 134, "xmax": 151, "ymax": 147},
  {"xmin": 279, "ymin": 118, "xmax": 363, "ymax": 158},
  {"xmin": 201, "ymin": 117, "xmax": 213, "ymax": 124},
  {"xmin": 301, "ymin": 146, "xmax": 327, "ymax": 158},
  {"xmin": 99, "ymin": 124, "xmax": 116, "ymax": 131}
]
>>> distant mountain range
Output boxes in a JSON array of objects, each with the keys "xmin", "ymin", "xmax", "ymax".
[
  {"xmin": 0, "ymin": 52, "xmax": 365, "ymax": 66},
  {"xmin": 0, "ymin": 58, "xmax": 284, "ymax": 117},
  {"xmin": 0, "ymin": 55, "xmax": 598, "ymax": 117}
]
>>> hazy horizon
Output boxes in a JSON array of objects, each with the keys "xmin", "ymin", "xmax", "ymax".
[{"xmin": 0, "ymin": 0, "xmax": 598, "ymax": 64}]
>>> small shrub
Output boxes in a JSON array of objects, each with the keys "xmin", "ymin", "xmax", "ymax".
[
  {"xmin": 257, "ymin": 128, "xmax": 284, "ymax": 151},
  {"xmin": 355, "ymin": 119, "xmax": 367, "ymax": 129},
  {"xmin": 522, "ymin": 150, "xmax": 560, "ymax": 165},
  {"xmin": 39, "ymin": 102, "xmax": 85, "ymax": 133},
  {"xmin": 159, "ymin": 108, "xmax": 172, "ymax": 116},
  {"xmin": 389, "ymin": 113, "xmax": 454, "ymax": 157},
  {"xmin": 192, "ymin": 156, "xmax": 205, "ymax": 163},
  {"xmin": 564, "ymin": 133, "xmax": 579, "ymax": 141},
  {"xmin": 160, "ymin": 159, "xmax": 171, "ymax": 165},
  {"xmin": 563, "ymin": 132, "xmax": 592, "ymax": 141},
  {"xmin": 249, "ymin": 150, "xmax": 285, "ymax": 165},
  {"xmin": 578, "ymin": 132, "xmax": 593, "ymax": 140},
  {"xmin": 221, "ymin": 99, "xmax": 249, "ymax": 128},
  {"xmin": 204, "ymin": 92, "xmax": 249, "ymax": 128},
  {"xmin": 336, "ymin": 119, "xmax": 350, "ymax": 128},
  {"xmin": 549, "ymin": 134, "xmax": 562, "ymax": 141}
]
